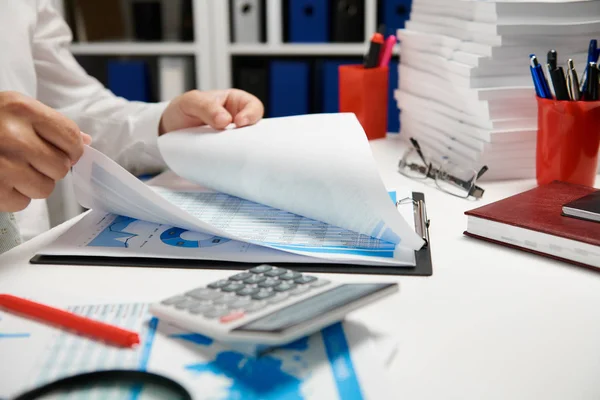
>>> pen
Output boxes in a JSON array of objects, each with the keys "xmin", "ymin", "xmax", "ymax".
[
  {"xmin": 584, "ymin": 62, "xmax": 598, "ymax": 101},
  {"xmin": 550, "ymin": 67, "xmax": 570, "ymax": 101},
  {"xmin": 530, "ymin": 55, "xmax": 552, "ymax": 99},
  {"xmin": 379, "ymin": 35, "xmax": 397, "ymax": 67},
  {"xmin": 581, "ymin": 39, "xmax": 598, "ymax": 93},
  {"xmin": 364, "ymin": 33, "xmax": 384, "ymax": 68},
  {"xmin": 567, "ymin": 59, "xmax": 581, "ymax": 101},
  {"xmin": 0, "ymin": 294, "xmax": 140, "ymax": 348},
  {"xmin": 547, "ymin": 49, "xmax": 558, "ymax": 71}
]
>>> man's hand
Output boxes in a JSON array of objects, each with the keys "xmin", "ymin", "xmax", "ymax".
[
  {"xmin": 159, "ymin": 89, "xmax": 264, "ymax": 135},
  {"xmin": 0, "ymin": 91, "xmax": 91, "ymax": 212}
]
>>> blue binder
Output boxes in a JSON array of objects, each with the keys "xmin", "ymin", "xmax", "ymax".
[
  {"xmin": 288, "ymin": 0, "xmax": 329, "ymax": 43},
  {"xmin": 382, "ymin": 0, "xmax": 412, "ymax": 37},
  {"xmin": 107, "ymin": 60, "xmax": 150, "ymax": 102},
  {"xmin": 269, "ymin": 61, "xmax": 309, "ymax": 117},
  {"xmin": 388, "ymin": 60, "xmax": 400, "ymax": 133},
  {"xmin": 321, "ymin": 60, "xmax": 354, "ymax": 113}
]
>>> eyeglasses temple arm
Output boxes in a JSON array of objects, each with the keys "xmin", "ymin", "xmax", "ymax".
[
  {"xmin": 409, "ymin": 137, "xmax": 429, "ymax": 166},
  {"xmin": 476, "ymin": 165, "xmax": 489, "ymax": 180}
]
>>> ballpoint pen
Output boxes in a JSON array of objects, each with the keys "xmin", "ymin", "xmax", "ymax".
[
  {"xmin": 550, "ymin": 66, "xmax": 570, "ymax": 101},
  {"xmin": 547, "ymin": 49, "xmax": 558, "ymax": 71},
  {"xmin": 581, "ymin": 39, "xmax": 598, "ymax": 93},
  {"xmin": 530, "ymin": 54, "xmax": 552, "ymax": 99},
  {"xmin": 567, "ymin": 59, "xmax": 581, "ymax": 101},
  {"xmin": 584, "ymin": 62, "xmax": 598, "ymax": 101}
]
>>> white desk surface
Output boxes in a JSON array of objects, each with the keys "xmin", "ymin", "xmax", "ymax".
[{"xmin": 1, "ymin": 136, "xmax": 599, "ymax": 400}]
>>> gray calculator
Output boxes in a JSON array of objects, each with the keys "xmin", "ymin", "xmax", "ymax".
[{"xmin": 150, "ymin": 265, "xmax": 398, "ymax": 353}]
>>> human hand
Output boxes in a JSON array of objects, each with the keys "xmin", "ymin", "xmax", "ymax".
[
  {"xmin": 0, "ymin": 91, "xmax": 91, "ymax": 212},
  {"xmin": 158, "ymin": 89, "xmax": 264, "ymax": 135}
]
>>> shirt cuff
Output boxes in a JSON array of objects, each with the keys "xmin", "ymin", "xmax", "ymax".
[{"xmin": 129, "ymin": 101, "xmax": 169, "ymax": 174}]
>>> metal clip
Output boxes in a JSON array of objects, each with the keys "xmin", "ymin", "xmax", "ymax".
[{"xmin": 397, "ymin": 197, "xmax": 430, "ymax": 248}]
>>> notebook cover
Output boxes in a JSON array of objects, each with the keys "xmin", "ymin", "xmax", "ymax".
[
  {"xmin": 563, "ymin": 191, "xmax": 600, "ymax": 220},
  {"xmin": 464, "ymin": 181, "xmax": 600, "ymax": 247}
]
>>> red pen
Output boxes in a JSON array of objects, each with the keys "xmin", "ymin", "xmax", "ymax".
[
  {"xmin": 0, "ymin": 294, "xmax": 140, "ymax": 348},
  {"xmin": 379, "ymin": 35, "xmax": 397, "ymax": 67}
]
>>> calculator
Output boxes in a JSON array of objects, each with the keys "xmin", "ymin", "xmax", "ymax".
[{"xmin": 150, "ymin": 265, "xmax": 398, "ymax": 352}]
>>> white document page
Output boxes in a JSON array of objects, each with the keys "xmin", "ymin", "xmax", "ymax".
[
  {"xmin": 157, "ymin": 113, "xmax": 423, "ymax": 250},
  {"xmin": 0, "ymin": 303, "xmax": 392, "ymax": 400}
]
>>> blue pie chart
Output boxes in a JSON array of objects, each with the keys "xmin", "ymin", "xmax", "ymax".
[{"xmin": 160, "ymin": 228, "xmax": 230, "ymax": 248}]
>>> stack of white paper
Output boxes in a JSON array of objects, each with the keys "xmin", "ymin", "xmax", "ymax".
[{"xmin": 395, "ymin": 0, "xmax": 600, "ymax": 180}]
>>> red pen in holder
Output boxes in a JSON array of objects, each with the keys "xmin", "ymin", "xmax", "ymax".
[
  {"xmin": 536, "ymin": 97, "xmax": 600, "ymax": 186},
  {"xmin": 339, "ymin": 65, "xmax": 388, "ymax": 140}
]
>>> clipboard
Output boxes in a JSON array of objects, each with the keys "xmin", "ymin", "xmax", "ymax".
[{"xmin": 30, "ymin": 192, "xmax": 432, "ymax": 276}]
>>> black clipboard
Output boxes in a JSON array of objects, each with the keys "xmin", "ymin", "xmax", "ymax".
[{"xmin": 30, "ymin": 192, "xmax": 432, "ymax": 276}]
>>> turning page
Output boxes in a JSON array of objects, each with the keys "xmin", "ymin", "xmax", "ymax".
[{"xmin": 158, "ymin": 113, "xmax": 424, "ymax": 250}]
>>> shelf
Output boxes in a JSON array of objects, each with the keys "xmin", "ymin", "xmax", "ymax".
[
  {"xmin": 70, "ymin": 42, "xmax": 197, "ymax": 55},
  {"xmin": 229, "ymin": 43, "xmax": 399, "ymax": 56}
]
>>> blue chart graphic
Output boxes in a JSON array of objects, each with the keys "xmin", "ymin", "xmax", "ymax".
[
  {"xmin": 172, "ymin": 332, "xmax": 309, "ymax": 400},
  {"xmin": 160, "ymin": 227, "xmax": 230, "ymax": 248},
  {"xmin": 88, "ymin": 216, "xmax": 138, "ymax": 248}
]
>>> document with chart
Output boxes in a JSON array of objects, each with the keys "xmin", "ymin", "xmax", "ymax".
[
  {"xmin": 38, "ymin": 113, "xmax": 425, "ymax": 267},
  {"xmin": 0, "ymin": 302, "xmax": 393, "ymax": 399}
]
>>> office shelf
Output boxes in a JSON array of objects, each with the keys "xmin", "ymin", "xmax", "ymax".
[{"xmin": 70, "ymin": 42, "xmax": 197, "ymax": 56}]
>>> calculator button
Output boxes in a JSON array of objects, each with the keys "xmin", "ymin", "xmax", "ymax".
[
  {"xmin": 189, "ymin": 304, "xmax": 212, "ymax": 314},
  {"xmin": 204, "ymin": 307, "xmax": 229, "ymax": 319},
  {"xmin": 213, "ymin": 294, "xmax": 238, "ymax": 305},
  {"xmin": 250, "ymin": 265, "xmax": 272, "ymax": 273},
  {"xmin": 264, "ymin": 268, "xmax": 288, "ymax": 277},
  {"xmin": 290, "ymin": 285, "xmax": 311, "ymax": 296},
  {"xmin": 220, "ymin": 311, "xmax": 246, "ymax": 324},
  {"xmin": 258, "ymin": 278, "xmax": 280, "ymax": 288},
  {"xmin": 279, "ymin": 270, "xmax": 302, "ymax": 280},
  {"xmin": 161, "ymin": 295, "xmax": 187, "ymax": 306},
  {"xmin": 243, "ymin": 274, "xmax": 267, "ymax": 285},
  {"xmin": 221, "ymin": 282, "xmax": 246, "ymax": 292},
  {"xmin": 228, "ymin": 297, "xmax": 252, "ymax": 309},
  {"xmin": 251, "ymin": 290, "xmax": 276, "ymax": 301},
  {"xmin": 236, "ymin": 286, "xmax": 260, "ymax": 297},
  {"xmin": 186, "ymin": 288, "xmax": 223, "ymax": 301},
  {"xmin": 268, "ymin": 292, "xmax": 289, "ymax": 304},
  {"xmin": 229, "ymin": 272, "xmax": 253, "ymax": 281},
  {"xmin": 207, "ymin": 280, "xmax": 230, "ymax": 289},
  {"xmin": 294, "ymin": 275, "xmax": 317, "ymax": 285},
  {"xmin": 175, "ymin": 299, "xmax": 201, "ymax": 310},
  {"xmin": 310, "ymin": 279, "xmax": 331, "ymax": 288},
  {"xmin": 274, "ymin": 282, "xmax": 297, "ymax": 292}
]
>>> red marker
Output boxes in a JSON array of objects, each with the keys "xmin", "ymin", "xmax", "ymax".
[
  {"xmin": 0, "ymin": 294, "xmax": 140, "ymax": 348},
  {"xmin": 379, "ymin": 35, "xmax": 397, "ymax": 67},
  {"xmin": 364, "ymin": 33, "xmax": 385, "ymax": 68}
]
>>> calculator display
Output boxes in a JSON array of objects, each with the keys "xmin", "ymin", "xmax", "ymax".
[{"xmin": 233, "ymin": 283, "xmax": 394, "ymax": 333}]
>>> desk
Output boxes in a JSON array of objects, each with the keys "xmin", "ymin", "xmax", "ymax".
[{"xmin": 1, "ymin": 136, "xmax": 599, "ymax": 400}]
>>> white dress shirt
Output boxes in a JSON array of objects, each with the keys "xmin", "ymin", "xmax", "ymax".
[{"xmin": 1, "ymin": 0, "xmax": 169, "ymax": 240}]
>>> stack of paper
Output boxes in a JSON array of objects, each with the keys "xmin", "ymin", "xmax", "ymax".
[
  {"xmin": 0, "ymin": 302, "xmax": 396, "ymax": 399},
  {"xmin": 395, "ymin": 0, "xmax": 600, "ymax": 180}
]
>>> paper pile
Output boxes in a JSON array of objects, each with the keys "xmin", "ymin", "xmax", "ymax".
[
  {"xmin": 0, "ymin": 302, "xmax": 396, "ymax": 399},
  {"xmin": 395, "ymin": 0, "xmax": 600, "ymax": 180}
]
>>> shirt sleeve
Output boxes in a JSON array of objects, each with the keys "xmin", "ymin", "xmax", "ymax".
[{"xmin": 31, "ymin": 0, "xmax": 168, "ymax": 175}]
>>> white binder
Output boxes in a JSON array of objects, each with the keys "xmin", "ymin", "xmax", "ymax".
[
  {"xmin": 158, "ymin": 57, "xmax": 194, "ymax": 102},
  {"xmin": 231, "ymin": 0, "xmax": 261, "ymax": 43}
]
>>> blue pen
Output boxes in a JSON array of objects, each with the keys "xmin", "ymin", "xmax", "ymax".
[
  {"xmin": 529, "ymin": 59, "xmax": 543, "ymax": 97},
  {"xmin": 582, "ymin": 39, "xmax": 598, "ymax": 93},
  {"xmin": 530, "ymin": 54, "xmax": 551, "ymax": 99}
]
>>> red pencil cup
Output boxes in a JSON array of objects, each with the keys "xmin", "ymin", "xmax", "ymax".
[
  {"xmin": 536, "ymin": 97, "xmax": 600, "ymax": 186},
  {"xmin": 339, "ymin": 65, "xmax": 388, "ymax": 140}
]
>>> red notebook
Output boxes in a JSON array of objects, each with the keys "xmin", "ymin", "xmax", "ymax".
[{"xmin": 464, "ymin": 181, "xmax": 600, "ymax": 270}]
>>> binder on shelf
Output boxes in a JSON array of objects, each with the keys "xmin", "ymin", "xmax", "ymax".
[
  {"xmin": 381, "ymin": 0, "xmax": 412, "ymax": 38},
  {"xmin": 108, "ymin": 60, "xmax": 151, "ymax": 102},
  {"xmin": 331, "ymin": 0, "xmax": 365, "ymax": 43},
  {"xmin": 132, "ymin": 1, "xmax": 163, "ymax": 41},
  {"xmin": 158, "ymin": 57, "xmax": 194, "ymax": 102},
  {"xmin": 233, "ymin": 62, "xmax": 269, "ymax": 112},
  {"xmin": 231, "ymin": 0, "xmax": 263, "ymax": 43},
  {"xmin": 388, "ymin": 60, "xmax": 400, "ymax": 133},
  {"xmin": 288, "ymin": 0, "xmax": 329, "ymax": 43},
  {"xmin": 269, "ymin": 61, "xmax": 310, "ymax": 117},
  {"xmin": 180, "ymin": 0, "xmax": 194, "ymax": 41},
  {"xmin": 162, "ymin": 0, "xmax": 183, "ymax": 41},
  {"xmin": 319, "ymin": 59, "xmax": 354, "ymax": 113},
  {"xmin": 70, "ymin": 0, "xmax": 126, "ymax": 42}
]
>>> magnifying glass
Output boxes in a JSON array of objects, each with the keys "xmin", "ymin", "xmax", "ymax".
[{"xmin": 11, "ymin": 370, "xmax": 192, "ymax": 400}]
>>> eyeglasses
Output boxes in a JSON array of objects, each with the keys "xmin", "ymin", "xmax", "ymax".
[{"xmin": 397, "ymin": 138, "xmax": 489, "ymax": 199}]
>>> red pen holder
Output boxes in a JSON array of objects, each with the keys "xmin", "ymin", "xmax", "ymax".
[
  {"xmin": 339, "ymin": 65, "xmax": 388, "ymax": 141},
  {"xmin": 536, "ymin": 97, "xmax": 600, "ymax": 186}
]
